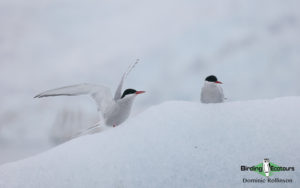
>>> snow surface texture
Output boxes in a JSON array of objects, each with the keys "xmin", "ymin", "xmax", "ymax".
[{"xmin": 0, "ymin": 97, "xmax": 299, "ymax": 188}]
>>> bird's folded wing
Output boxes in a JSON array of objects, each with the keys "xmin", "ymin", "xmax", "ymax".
[
  {"xmin": 34, "ymin": 83, "xmax": 113, "ymax": 112},
  {"xmin": 218, "ymin": 85, "xmax": 225, "ymax": 99},
  {"xmin": 114, "ymin": 59, "xmax": 139, "ymax": 101}
]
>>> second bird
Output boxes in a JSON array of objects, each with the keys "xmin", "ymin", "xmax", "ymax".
[{"xmin": 200, "ymin": 75, "xmax": 224, "ymax": 103}]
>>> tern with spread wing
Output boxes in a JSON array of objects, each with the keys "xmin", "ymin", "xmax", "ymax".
[{"xmin": 35, "ymin": 60, "xmax": 145, "ymax": 131}]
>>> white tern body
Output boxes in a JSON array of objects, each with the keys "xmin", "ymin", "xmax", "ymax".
[{"xmin": 201, "ymin": 81, "xmax": 224, "ymax": 103}]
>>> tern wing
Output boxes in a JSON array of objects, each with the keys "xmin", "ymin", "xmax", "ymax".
[
  {"xmin": 218, "ymin": 85, "xmax": 225, "ymax": 100},
  {"xmin": 34, "ymin": 83, "xmax": 113, "ymax": 113},
  {"xmin": 114, "ymin": 59, "xmax": 140, "ymax": 101}
]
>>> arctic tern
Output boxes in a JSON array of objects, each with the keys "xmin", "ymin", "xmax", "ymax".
[
  {"xmin": 200, "ymin": 75, "xmax": 224, "ymax": 103},
  {"xmin": 34, "ymin": 60, "xmax": 145, "ymax": 131}
]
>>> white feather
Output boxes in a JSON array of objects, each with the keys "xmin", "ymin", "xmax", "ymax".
[
  {"xmin": 114, "ymin": 59, "xmax": 139, "ymax": 100},
  {"xmin": 34, "ymin": 83, "xmax": 113, "ymax": 114}
]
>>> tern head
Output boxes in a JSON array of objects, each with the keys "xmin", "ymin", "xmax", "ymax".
[
  {"xmin": 205, "ymin": 75, "xmax": 223, "ymax": 84},
  {"xmin": 121, "ymin": 89, "xmax": 146, "ymax": 99}
]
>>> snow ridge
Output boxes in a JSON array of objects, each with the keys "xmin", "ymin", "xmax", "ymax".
[{"xmin": 0, "ymin": 97, "xmax": 299, "ymax": 188}]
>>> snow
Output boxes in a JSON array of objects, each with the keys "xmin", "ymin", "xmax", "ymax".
[{"xmin": 0, "ymin": 97, "xmax": 299, "ymax": 188}]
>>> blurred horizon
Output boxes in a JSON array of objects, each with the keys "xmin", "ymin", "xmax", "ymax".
[{"xmin": 1, "ymin": 0, "xmax": 300, "ymax": 164}]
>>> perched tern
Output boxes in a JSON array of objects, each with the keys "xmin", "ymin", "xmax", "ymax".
[
  {"xmin": 35, "ymin": 60, "xmax": 145, "ymax": 130},
  {"xmin": 200, "ymin": 75, "xmax": 224, "ymax": 103}
]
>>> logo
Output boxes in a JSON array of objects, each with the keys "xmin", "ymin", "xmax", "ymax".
[{"xmin": 241, "ymin": 158, "xmax": 295, "ymax": 184}]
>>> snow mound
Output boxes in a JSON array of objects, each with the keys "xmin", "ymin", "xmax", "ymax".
[{"xmin": 0, "ymin": 97, "xmax": 300, "ymax": 188}]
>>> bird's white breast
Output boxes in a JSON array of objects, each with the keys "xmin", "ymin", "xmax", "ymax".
[
  {"xmin": 201, "ymin": 83, "xmax": 224, "ymax": 103},
  {"xmin": 104, "ymin": 95, "xmax": 136, "ymax": 126}
]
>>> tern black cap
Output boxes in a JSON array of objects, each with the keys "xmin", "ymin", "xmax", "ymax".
[
  {"xmin": 121, "ymin": 89, "xmax": 137, "ymax": 98},
  {"xmin": 205, "ymin": 75, "xmax": 218, "ymax": 82}
]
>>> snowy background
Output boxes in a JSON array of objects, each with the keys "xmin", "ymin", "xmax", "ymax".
[{"xmin": 1, "ymin": 0, "xmax": 300, "ymax": 166}]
